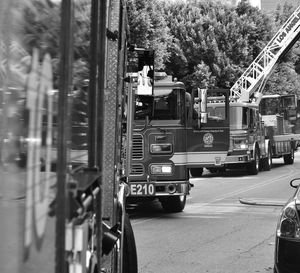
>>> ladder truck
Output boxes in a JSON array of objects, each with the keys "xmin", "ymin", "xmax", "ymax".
[
  {"xmin": 221, "ymin": 4, "xmax": 300, "ymax": 174},
  {"xmin": 0, "ymin": 1, "xmax": 137, "ymax": 273}
]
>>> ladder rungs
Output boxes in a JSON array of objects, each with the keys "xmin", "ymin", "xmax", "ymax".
[{"xmin": 230, "ymin": 5, "xmax": 300, "ymax": 101}]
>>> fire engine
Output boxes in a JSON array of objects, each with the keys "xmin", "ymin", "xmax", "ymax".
[
  {"xmin": 220, "ymin": 4, "xmax": 300, "ymax": 174},
  {"xmin": 126, "ymin": 51, "xmax": 191, "ymax": 212},
  {"xmin": 0, "ymin": 0, "xmax": 137, "ymax": 273}
]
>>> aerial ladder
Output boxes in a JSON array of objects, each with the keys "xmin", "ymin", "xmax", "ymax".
[{"xmin": 230, "ymin": 4, "xmax": 300, "ymax": 105}]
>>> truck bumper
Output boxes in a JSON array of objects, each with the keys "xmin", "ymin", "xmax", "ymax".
[
  {"xmin": 225, "ymin": 153, "xmax": 251, "ymax": 164},
  {"xmin": 186, "ymin": 151, "xmax": 227, "ymax": 167},
  {"xmin": 128, "ymin": 180, "xmax": 190, "ymax": 197}
]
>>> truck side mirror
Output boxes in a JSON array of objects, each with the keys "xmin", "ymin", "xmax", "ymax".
[
  {"xmin": 137, "ymin": 49, "xmax": 154, "ymax": 95},
  {"xmin": 198, "ymin": 88, "xmax": 208, "ymax": 125},
  {"xmin": 201, "ymin": 112, "xmax": 207, "ymax": 123},
  {"xmin": 138, "ymin": 50, "xmax": 154, "ymax": 74},
  {"xmin": 192, "ymin": 88, "xmax": 208, "ymax": 128},
  {"xmin": 127, "ymin": 48, "xmax": 154, "ymax": 95}
]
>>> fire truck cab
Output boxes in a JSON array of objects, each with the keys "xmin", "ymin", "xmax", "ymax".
[{"xmin": 225, "ymin": 101, "xmax": 269, "ymax": 174}]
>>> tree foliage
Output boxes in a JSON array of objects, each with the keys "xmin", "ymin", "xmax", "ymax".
[
  {"xmin": 159, "ymin": 0, "xmax": 274, "ymax": 91},
  {"xmin": 127, "ymin": 0, "xmax": 300, "ymax": 96},
  {"xmin": 126, "ymin": 0, "xmax": 172, "ymax": 70},
  {"xmin": 265, "ymin": 63, "xmax": 300, "ymax": 95},
  {"xmin": 20, "ymin": 0, "xmax": 300, "ymax": 96}
]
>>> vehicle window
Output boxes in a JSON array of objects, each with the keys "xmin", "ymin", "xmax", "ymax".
[
  {"xmin": 260, "ymin": 98, "xmax": 280, "ymax": 115},
  {"xmin": 135, "ymin": 95, "xmax": 153, "ymax": 120},
  {"xmin": 135, "ymin": 89, "xmax": 185, "ymax": 124},
  {"xmin": 242, "ymin": 107, "xmax": 248, "ymax": 128},
  {"xmin": 207, "ymin": 106, "xmax": 226, "ymax": 121}
]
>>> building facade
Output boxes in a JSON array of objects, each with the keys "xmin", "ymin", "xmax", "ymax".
[
  {"xmin": 261, "ymin": 0, "xmax": 300, "ymax": 12},
  {"xmin": 186, "ymin": 0, "xmax": 300, "ymax": 10}
]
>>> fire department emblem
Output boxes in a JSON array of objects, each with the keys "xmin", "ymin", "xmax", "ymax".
[{"xmin": 203, "ymin": 133, "xmax": 214, "ymax": 145}]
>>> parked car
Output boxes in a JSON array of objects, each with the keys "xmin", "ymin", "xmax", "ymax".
[{"xmin": 274, "ymin": 178, "xmax": 300, "ymax": 273}]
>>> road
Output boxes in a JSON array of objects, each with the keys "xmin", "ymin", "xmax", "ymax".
[{"xmin": 129, "ymin": 151, "xmax": 300, "ymax": 273}]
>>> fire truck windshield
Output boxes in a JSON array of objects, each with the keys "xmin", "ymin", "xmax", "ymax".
[
  {"xmin": 260, "ymin": 95, "xmax": 297, "ymax": 116},
  {"xmin": 207, "ymin": 105, "xmax": 226, "ymax": 121},
  {"xmin": 135, "ymin": 89, "xmax": 185, "ymax": 123},
  {"xmin": 260, "ymin": 97, "xmax": 280, "ymax": 115}
]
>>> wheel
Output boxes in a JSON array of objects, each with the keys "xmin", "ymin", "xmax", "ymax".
[
  {"xmin": 263, "ymin": 145, "xmax": 272, "ymax": 171},
  {"xmin": 87, "ymin": 213, "xmax": 138, "ymax": 273},
  {"xmin": 284, "ymin": 148, "xmax": 294, "ymax": 165},
  {"xmin": 123, "ymin": 213, "xmax": 138, "ymax": 273},
  {"xmin": 190, "ymin": 168, "xmax": 203, "ymax": 177},
  {"xmin": 160, "ymin": 195, "xmax": 186, "ymax": 213},
  {"xmin": 247, "ymin": 147, "xmax": 260, "ymax": 175}
]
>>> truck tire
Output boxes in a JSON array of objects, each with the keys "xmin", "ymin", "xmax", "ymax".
[
  {"xmin": 123, "ymin": 213, "xmax": 138, "ymax": 273},
  {"xmin": 262, "ymin": 145, "xmax": 272, "ymax": 171},
  {"xmin": 247, "ymin": 147, "xmax": 260, "ymax": 175},
  {"xmin": 284, "ymin": 148, "xmax": 294, "ymax": 165},
  {"xmin": 190, "ymin": 168, "xmax": 203, "ymax": 177},
  {"xmin": 87, "ymin": 213, "xmax": 138, "ymax": 273},
  {"xmin": 160, "ymin": 195, "xmax": 186, "ymax": 213}
]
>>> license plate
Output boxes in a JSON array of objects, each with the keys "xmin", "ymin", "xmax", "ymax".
[
  {"xmin": 130, "ymin": 183, "xmax": 155, "ymax": 196},
  {"xmin": 215, "ymin": 157, "xmax": 221, "ymax": 165}
]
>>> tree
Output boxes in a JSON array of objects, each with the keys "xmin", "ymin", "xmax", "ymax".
[
  {"xmin": 183, "ymin": 61, "xmax": 212, "ymax": 91},
  {"xmin": 126, "ymin": 0, "xmax": 172, "ymax": 70},
  {"xmin": 162, "ymin": 0, "xmax": 274, "ymax": 91},
  {"xmin": 265, "ymin": 63, "xmax": 300, "ymax": 96}
]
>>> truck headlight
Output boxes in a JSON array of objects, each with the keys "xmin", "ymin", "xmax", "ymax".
[
  {"xmin": 150, "ymin": 143, "xmax": 172, "ymax": 154},
  {"xmin": 150, "ymin": 164, "xmax": 173, "ymax": 175},
  {"xmin": 277, "ymin": 202, "xmax": 300, "ymax": 239},
  {"xmin": 233, "ymin": 139, "xmax": 248, "ymax": 150}
]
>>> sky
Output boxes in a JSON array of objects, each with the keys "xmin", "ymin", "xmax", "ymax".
[{"xmin": 248, "ymin": 0, "xmax": 261, "ymax": 9}]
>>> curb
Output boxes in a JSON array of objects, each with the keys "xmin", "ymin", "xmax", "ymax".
[{"xmin": 239, "ymin": 198, "xmax": 285, "ymax": 207}]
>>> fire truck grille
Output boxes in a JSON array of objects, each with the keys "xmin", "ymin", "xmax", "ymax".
[
  {"xmin": 131, "ymin": 164, "xmax": 144, "ymax": 175},
  {"xmin": 132, "ymin": 134, "xmax": 144, "ymax": 160}
]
